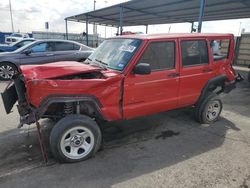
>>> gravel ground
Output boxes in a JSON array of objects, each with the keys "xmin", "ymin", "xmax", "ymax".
[{"xmin": 0, "ymin": 67, "xmax": 249, "ymax": 188}]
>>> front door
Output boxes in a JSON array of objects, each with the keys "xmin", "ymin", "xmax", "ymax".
[
  {"xmin": 123, "ymin": 40, "xmax": 180, "ymax": 119},
  {"xmin": 19, "ymin": 42, "xmax": 55, "ymax": 65}
]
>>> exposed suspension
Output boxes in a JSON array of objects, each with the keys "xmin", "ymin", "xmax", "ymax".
[{"xmin": 64, "ymin": 103, "xmax": 73, "ymax": 115}]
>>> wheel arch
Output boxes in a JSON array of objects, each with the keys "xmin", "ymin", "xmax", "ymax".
[
  {"xmin": 196, "ymin": 75, "xmax": 227, "ymax": 105},
  {"xmin": 37, "ymin": 95, "xmax": 106, "ymax": 121},
  {"xmin": 0, "ymin": 61, "xmax": 19, "ymax": 70}
]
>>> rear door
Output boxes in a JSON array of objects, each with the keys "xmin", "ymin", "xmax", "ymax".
[
  {"xmin": 19, "ymin": 42, "xmax": 55, "ymax": 65},
  {"xmin": 123, "ymin": 39, "xmax": 180, "ymax": 119},
  {"xmin": 179, "ymin": 39, "xmax": 215, "ymax": 107},
  {"xmin": 53, "ymin": 42, "xmax": 81, "ymax": 62}
]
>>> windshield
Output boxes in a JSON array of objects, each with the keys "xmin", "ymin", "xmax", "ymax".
[
  {"xmin": 14, "ymin": 41, "xmax": 37, "ymax": 52},
  {"xmin": 11, "ymin": 33, "xmax": 23, "ymax": 37},
  {"xmin": 87, "ymin": 38, "xmax": 142, "ymax": 71}
]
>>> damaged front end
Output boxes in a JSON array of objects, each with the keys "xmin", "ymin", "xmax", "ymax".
[{"xmin": 1, "ymin": 74, "xmax": 36, "ymax": 127}]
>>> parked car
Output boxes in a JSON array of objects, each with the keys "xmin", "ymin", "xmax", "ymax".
[
  {"xmin": 5, "ymin": 33, "xmax": 30, "ymax": 44},
  {"xmin": 2, "ymin": 33, "xmax": 242, "ymax": 163},
  {"xmin": 0, "ymin": 38, "xmax": 35, "ymax": 52},
  {"xmin": 0, "ymin": 39, "xmax": 94, "ymax": 80}
]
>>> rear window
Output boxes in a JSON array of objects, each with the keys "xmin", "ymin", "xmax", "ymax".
[{"xmin": 181, "ymin": 40, "xmax": 209, "ymax": 67}]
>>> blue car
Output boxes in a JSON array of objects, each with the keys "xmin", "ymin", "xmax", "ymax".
[{"xmin": 0, "ymin": 39, "xmax": 35, "ymax": 52}]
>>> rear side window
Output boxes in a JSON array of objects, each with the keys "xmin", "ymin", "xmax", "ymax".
[
  {"xmin": 181, "ymin": 40, "xmax": 209, "ymax": 67},
  {"xmin": 210, "ymin": 39, "xmax": 230, "ymax": 61},
  {"xmin": 54, "ymin": 42, "xmax": 75, "ymax": 51},
  {"xmin": 138, "ymin": 41, "xmax": 175, "ymax": 71},
  {"xmin": 74, "ymin": 44, "xmax": 81, "ymax": 50}
]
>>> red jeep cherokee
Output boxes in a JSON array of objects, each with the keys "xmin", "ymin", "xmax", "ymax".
[{"xmin": 2, "ymin": 33, "xmax": 242, "ymax": 162}]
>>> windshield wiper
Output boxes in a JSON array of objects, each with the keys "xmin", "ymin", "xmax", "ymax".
[
  {"xmin": 94, "ymin": 59, "xmax": 108, "ymax": 70},
  {"xmin": 87, "ymin": 58, "xmax": 107, "ymax": 70},
  {"xmin": 95, "ymin": 59, "xmax": 108, "ymax": 66}
]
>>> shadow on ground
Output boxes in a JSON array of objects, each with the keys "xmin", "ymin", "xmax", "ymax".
[
  {"xmin": 0, "ymin": 106, "xmax": 240, "ymax": 187},
  {"xmin": 0, "ymin": 69, "xmax": 248, "ymax": 187}
]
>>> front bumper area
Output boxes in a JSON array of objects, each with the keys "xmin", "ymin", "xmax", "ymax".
[{"xmin": 1, "ymin": 75, "xmax": 36, "ymax": 127}]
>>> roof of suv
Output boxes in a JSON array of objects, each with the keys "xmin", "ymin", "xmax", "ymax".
[{"xmin": 114, "ymin": 33, "xmax": 234, "ymax": 40}]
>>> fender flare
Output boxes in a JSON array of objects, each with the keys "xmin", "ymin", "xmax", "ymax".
[
  {"xmin": 35, "ymin": 94, "xmax": 106, "ymax": 120},
  {"xmin": 197, "ymin": 74, "xmax": 228, "ymax": 104}
]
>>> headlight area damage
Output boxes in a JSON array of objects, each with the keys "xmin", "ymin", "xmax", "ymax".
[
  {"xmin": 1, "ymin": 74, "xmax": 35, "ymax": 128},
  {"xmin": 1, "ymin": 62, "xmax": 123, "ymax": 129},
  {"xmin": 1, "ymin": 61, "xmax": 123, "ymax": 163}
]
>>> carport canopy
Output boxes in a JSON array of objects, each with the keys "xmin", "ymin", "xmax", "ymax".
[
  {"xmin": 66, "ymin": 0, "xmax": 250, "ymax": 26},
  {"xmin": 65, "ymin": 0, "xmax": 250, "ymax": 44}
]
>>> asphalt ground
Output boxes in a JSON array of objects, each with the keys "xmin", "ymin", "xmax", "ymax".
[{"xmin": 0, "ymin": 67, "xmax": 249, "ymax": 188}]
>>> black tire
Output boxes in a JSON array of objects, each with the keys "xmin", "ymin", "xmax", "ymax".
[
  {"xmin": 0, "ymin": 62, "xmax": 17, "ymax": 81},
  {"xmin": 50, "ymin": 114, "xmax": 102, "ymax": 163},
  {"xmin": 194, "ymin": 93, "xmax": 223, "ymax": 124}
]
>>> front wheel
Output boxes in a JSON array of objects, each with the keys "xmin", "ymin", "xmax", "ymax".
[
  {"xmin": 195, "ymin": 93, "xmax": 223, "ymax": 124},
  {"xmin": 50, "ymin": 114, "xmax": 102, "ymax": 163},
  {"xmin": 0, "ymin": 62, "xmax": 17, "ymax": 81}
]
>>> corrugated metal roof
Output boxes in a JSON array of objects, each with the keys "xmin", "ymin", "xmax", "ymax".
[
  {"xmin": 66, "ymin": 0, "xmax": 250, "ymax": 27},
  {"xmin": 111, "ymin": 33, "xmax": 234, "ymax": 40}
]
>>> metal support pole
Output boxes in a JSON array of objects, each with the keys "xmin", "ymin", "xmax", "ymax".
[
  {"xmin": 65, "ymin": 19, "xmax": 68, "ymax": 40},
  {"xmin": 86, "ymin": 15, "xmax": 89, "ymax": 46},
  {"xmin": 198, "ymin": 0, "xmax": 206, "ymax": 33},
  {"xmin": 9, "ymin": 0, "xmax": 14, "ymax": 33},
  {"xmin": 191, "ymin": 22, "xmax": 194, "ymax": 33},
  {"xmin": 116, "ymin": 27, "xmax": 119, "ymax": 36},
  {"xmin": 146, "ymin": 25, "xmax": 148, "ymax": 34},
  {"xmin": 35, "ymin": 117, "xmax": 48, "ymax": 164},
  {"xmin": 119, "ymin": 6, "xmax": 123, "ymax": 35}
]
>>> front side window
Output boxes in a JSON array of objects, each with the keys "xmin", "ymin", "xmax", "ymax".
[
  {"xmin": 181, "ymin": 40, "xmax": 209, "ymax": 67},
  {"xmin": 88, "ymin": 38, "xmax": 142, "ymax": 71},
  {"xmin": 31, "ymin": 43, "xmax": 48, "ymax": 52},
  {"xmin": 210, "ymin": 39, "xmax": 230, "ymax": 61},
  {"xmin": 138, "ymin": 41, "xmax": 175, "ymax": 71}
]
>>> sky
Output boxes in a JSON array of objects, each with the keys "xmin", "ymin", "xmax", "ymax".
[{"xmin": 1, "ymin": 0, "xmax": 250, "ymax": 38}]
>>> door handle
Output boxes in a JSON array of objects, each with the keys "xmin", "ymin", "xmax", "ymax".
[
  {"xmin": 168, "ymin": 73, "xmax": 179, "ymax": 78},
  {"xmin": 46, "ymin": 54, "xmax": 54, "ymax": 56},
  {"xmin": 203, "ymin": 68, "xmax": 212, "ymax": 73}
]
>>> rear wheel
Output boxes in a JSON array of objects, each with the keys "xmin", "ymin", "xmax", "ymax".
[
  {"xmin": 0, "ymin": 62, "xmax": 17, "ymax": 81},
  {"xmin": 195, "ymin": 93, "xmax": 222, "ymax": 124},
  {"xmin": 50, "ymin": 114, "xmax": 102, "ymax": 163}
]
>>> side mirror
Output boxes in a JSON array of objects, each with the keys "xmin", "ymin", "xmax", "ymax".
[
  {"xmin": 133, "ymin": 63, "xmax": 151, "ymax": 75},
  {"xmin": 23, "ymin": 49, "xmax": 32, "ymax": 55}
]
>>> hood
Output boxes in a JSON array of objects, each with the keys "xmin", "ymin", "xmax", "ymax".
[
  {"xmin": 0, "ymin": 51, "xmax": 19, "ymax": 56},
  {"xmin": 20, "ymin": 61, "xmax": 103, "ymax": 80}
]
